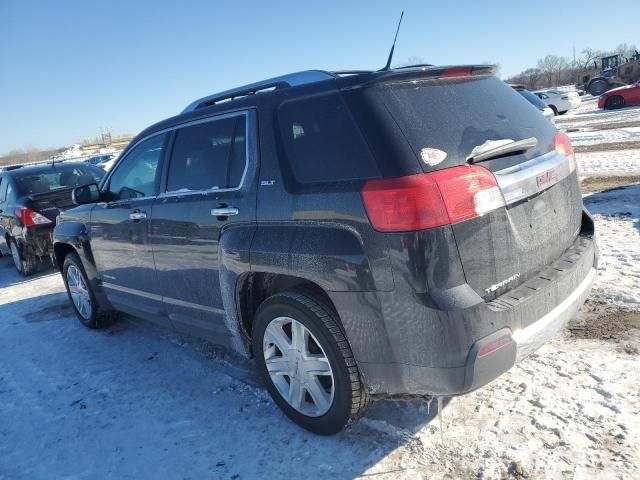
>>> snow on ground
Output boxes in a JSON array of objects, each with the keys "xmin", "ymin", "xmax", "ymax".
[
  {"xmin": 584, "ymin": 185, "xmax": 640, "ymax": 307},
  {"xmin": 576, "ymin": 149, "xmax": 640, "ymax": 177},
  {"xmin": 568, "ymin": 126, "xmax": 640, "ymax": 146},
  {"xmin": 557, "ymin": 103, "xmax": 640, "ymax": 130}
]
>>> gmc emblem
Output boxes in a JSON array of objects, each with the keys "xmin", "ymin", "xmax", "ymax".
[{"xmin": 536, "ymin": 169, "xmax": 557, "ymax": 187}]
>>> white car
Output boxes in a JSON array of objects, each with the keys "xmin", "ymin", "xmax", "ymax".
[{"xmin": 533, "ymin": 90, "xmax": 581, "ymax": 115}]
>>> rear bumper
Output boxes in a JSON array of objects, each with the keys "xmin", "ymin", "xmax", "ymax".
[
  {"xmin": 19, "ymin": 227, "xmax": 54, "ymax": 257},
  {"xmin": 337, "ymin": 215, "xmax": 597, "ymax": 397},
  {"xmin": 463, "ymin": 266, "xmax": 595, "ymax": 392},
  {"xmin": 513, "ymin": 267, "xmax": 595, "ymax": 361}
]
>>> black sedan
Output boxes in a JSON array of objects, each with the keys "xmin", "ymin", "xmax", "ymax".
[{"xmin": 0, "ymin": 162, "xmax": 104, "ymax": 275}]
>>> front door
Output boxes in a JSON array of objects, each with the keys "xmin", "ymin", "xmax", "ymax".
[
  {"xmin": 150, "ymin": 111, "xmax": 257, "ymax": 341},
  {"xmin": 91, "ymin": 133, "xmax": 170, "ymax": 325}
]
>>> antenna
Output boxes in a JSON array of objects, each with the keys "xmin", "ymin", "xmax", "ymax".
[{"xmin": 381, "ymin": 11, "xmax": 404, "ymax": 71}]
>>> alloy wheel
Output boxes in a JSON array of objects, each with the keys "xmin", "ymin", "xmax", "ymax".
[
  {"xmin": 263, "ymin": 316, "xmax": 335, "ymax": 417},
  {"xmin": 66, "ymin": 265, "xmax": 92, "ymax": 319},
  {"xmin": 10, "ymin": 242, "xmax": 22, "ymax": 272}
]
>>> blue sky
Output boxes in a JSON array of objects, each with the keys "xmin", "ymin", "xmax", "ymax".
[{"xmin": 1, "ymin": 0, "xmax": 638, "ymax": 154}]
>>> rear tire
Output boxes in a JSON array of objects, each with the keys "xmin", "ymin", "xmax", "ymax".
[
  {"xmin": 605, "ymin": 96, "xmax": 625, "ymax": 110},
  {"xmin": 253, "ymin": 289, "xmax": 369, "ymax": 435},
  {"xmin": 10, "ymin": 239, "xmax": 36, "ymax": 276},
  {"xmin": 589, "ymin": 80, "xmax": 609, "ymax": 96},
  {"xmin": 558, "ymin": 110, "xmax": 568, "ymax": 115},
  {"xmin": 62, "ymin": 252, "xmax": 116, "ymax": 329}
]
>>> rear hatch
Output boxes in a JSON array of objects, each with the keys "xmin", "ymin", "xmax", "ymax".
[{"xmin": 344, "ymin": 67, "xmax": 584, "ymax": 300}]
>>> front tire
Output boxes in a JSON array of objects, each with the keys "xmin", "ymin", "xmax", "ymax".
[
  {"xmin": 253, "ymin": 290, "xmax": 369, "ymax": 434},
  {"xmin": 10, "ymin": 239, "xmax": 36, "ymax": 276},
  {"xmin": 549, "ymin": 104, "xmax": 558, "ymax": 115},
  {"xmin": 605, "ymin": 96, "xmax": 625, "ymax": 110},
  {"xmin": 62, "ymin": 252, "xmax": 115, "ymax": 329}
]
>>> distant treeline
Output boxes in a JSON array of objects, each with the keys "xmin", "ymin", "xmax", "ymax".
[{"xmin": 0, "ymin": 148, "xmax": 63, "ymax": 167}]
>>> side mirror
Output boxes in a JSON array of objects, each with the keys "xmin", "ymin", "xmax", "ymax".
[{"xmin": 72, "ymin": 183, "xmax": 101, "ymax": 205}]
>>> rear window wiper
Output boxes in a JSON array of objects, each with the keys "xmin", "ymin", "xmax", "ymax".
[{"xmin": 467, "ymin": 137, "xmax": 538, "ymax": 164}]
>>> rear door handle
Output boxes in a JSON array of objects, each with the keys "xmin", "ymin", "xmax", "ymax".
[
  {"xmin": 129, "ymin": 211, "xmax": 147, "ymax": 220},
  {"xmin": 211, "ymin": 207, "xmax": 239, "ymax": 217}
]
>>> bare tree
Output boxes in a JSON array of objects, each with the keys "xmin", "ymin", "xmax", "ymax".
[
  {"xmin": 579, "ymin": 48, "xmax": 600, "ymax": 69},
  {"xmin": 537, "ymin": 55, "xmax": 567, "ymax": 87},
  {"xmin": 615, "ymin": 43, "xmax": 639, "ymax": 61}
]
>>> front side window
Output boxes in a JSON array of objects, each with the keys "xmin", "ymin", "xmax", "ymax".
[
  {"xmin": 0, "ymin": 178, "xmax": 6, "ymax": 203},
  {"xmin": 166, "ymin": 115, "xmax": 246, "ymax": 192},
  {"xmin": 108, "ymin": 134, "xmax": 166, "ymax": 201}
]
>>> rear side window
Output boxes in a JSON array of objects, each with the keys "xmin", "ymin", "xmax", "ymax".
[
  {"xmin": 167, "ymin": 115, "xmax": 246, "ymax": 192},
  {"xmin": 0, "ymin": 178, "xmax": 6, "ymax": 202},
  {"xmin": 278, "ymin": 92, "xmax": 379, "ymax": 184}
]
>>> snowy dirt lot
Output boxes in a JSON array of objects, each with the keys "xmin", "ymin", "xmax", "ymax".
[{"xmin": 1, "ymin": 105, "xmax": 640, "ymax": 480}]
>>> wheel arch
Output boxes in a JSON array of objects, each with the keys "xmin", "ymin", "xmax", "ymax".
[
  {"xmin": 53, "ymin": 220, "xmax": 112, "ymax": 311},
  {"xmin": 234, "ymin": 272, "xmax": 340, "ymax": 356}
]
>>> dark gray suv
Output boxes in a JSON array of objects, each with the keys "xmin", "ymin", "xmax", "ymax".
[{"xmin": 53, "ymin": 65, "xmax": 597, "ymax": 434}]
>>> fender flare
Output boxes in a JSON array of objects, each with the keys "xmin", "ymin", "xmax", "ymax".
[{"xmin": 53, "ymin": 221, "xmax": 112, "ymax": 311}]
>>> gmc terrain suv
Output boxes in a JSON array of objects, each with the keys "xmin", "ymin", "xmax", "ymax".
[{"xmin": 53, "ymin": 65, "xmax": 597, "ymax": 434}]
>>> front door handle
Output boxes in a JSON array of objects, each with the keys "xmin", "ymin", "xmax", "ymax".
[
  {"xmin": 211, "ymin": 206, "xmax": 239, "ymax": 217},
  {"xmin": 129, "ymin": 211, "xmax": 147, "ymax": 221}
]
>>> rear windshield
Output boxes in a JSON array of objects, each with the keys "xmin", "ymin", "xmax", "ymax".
[
  {"xmin": 350, "ymin": 75, "xmax": 556, "ymax": 172},
  {"xmin": 15, "ymin": 166, "xmax": 104, "ymax": 196}
]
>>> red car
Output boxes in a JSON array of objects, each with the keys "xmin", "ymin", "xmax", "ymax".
[{"xmin": 598, "ymin": 81, "xmax": 640, "ymax": 109}]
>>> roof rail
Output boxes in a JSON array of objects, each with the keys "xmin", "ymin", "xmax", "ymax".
[{"xmin": 181, "ymin": 70, "xmax": 336, "ymax": 113}]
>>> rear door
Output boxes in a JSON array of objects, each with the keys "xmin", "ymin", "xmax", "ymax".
[
  {"xmin": 150, "ymin": 111, "xmax": 257, "ymax": 340},
  {"xmin": 90, "ymin": 133, "xmax": 170, "ymax": 325}
]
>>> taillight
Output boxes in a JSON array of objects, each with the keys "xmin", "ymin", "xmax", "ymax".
[
  {"xmin": 17, "ymin": 207, "xmax": 53, "ymax": 227},
  {"xmin": 361, "ymin": 165, "xmax": 505, "ymax": 232},
  {"xmin": 555, "ymin": 131, "xmax": 576, "ymax": 172},
  {"xmin": 440, "ymin": 66, "xmax": 472, "ymax": 78}
]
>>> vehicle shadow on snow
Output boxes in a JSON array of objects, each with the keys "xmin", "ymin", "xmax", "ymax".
[
  {"xmin": 583, "ymin": 182, "xmax": 640, "ymax": 232},
  {"xmin": 0, "ymin": 290, "xmax": 73, "ymax": 323},
  {"xmin": 0, "ymin": 280, "xmax": 448, "ymax": 479},
  {"xmin": 0, "ymin": 254, "xmax": 57, "ymax": 289}
]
